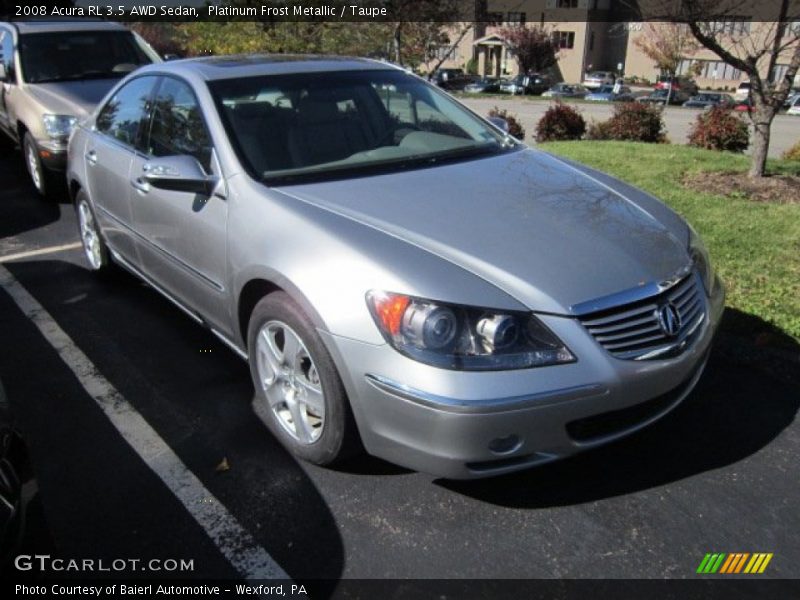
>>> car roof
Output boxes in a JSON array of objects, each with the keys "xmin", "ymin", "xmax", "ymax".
[
  {"xmin": 6, "ymin": 19, "xmax": 128, "ymax": 35},
  {"xmin": 134, "ymin": 54, "xmax": 400, "ymax": 81}
]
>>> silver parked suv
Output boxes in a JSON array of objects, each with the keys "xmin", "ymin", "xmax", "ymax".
[
  {"xmin": 0, "ymin": 19, "xmax": 159, "ymax": 196},
  {"xmin": 67, "ymin": 56, "xmax": 724, "ymax": 479}
]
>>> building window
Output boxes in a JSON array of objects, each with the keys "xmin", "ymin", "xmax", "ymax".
[
  {"xmin": 505, "ymin": 12, "xmax": 526, "ymax": 25},
  {"xmin": 557, "ymin": 0, "xmax": 579, "ymax": 8},
  {"xmin": 487, "ymin": 12, "xmax": 503, "ymax": 25},
  {"xmin": 553, "ymin": 31, "xmax": 576, "ymax": 49},
  {"xmin": 771, "ymin": 64, "xmax": 789, "ymax": 84},
  {"xmin": 679, "ymin": 58, "xmax": 742, "ymax": 81},
  {"xmin": 708, "ymin": 18, "xmax": 751, "ymax": 35}
]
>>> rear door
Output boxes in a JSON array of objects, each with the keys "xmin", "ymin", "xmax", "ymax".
[
  {"xmin": 130, "ymin": 75, "xmax": 229, "ymax": 332},
  {"xmin": 85, "ymin": 75, "xmax": 159, "ymax": 264}
]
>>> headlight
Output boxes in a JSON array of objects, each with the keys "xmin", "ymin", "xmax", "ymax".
[
  {"xmin": 42, "ymin": 114, "xmax": 78, "ymax": 139},
  {"xmin": 688, "ymin": 225, "xmax": 715, "ymax": 296},
  {"xmin": 366, "ymin": 291, "xmax": 575, "ymax": 371}
]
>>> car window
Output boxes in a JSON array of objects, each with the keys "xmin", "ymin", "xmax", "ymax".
[
  {"xmin": 18, "ymin": 30, "xmax": 151, "ymax": 84},
  {"xmin": 210, "ymin": 69, "xmax": 516, "ymax": 184},
  {"xmin": 144, "ymin": 77, "xmax": 212, "ymax": 172},
  {"xmin": 96, "ymin": 76, "xmax": 158, "ymax": 149},
  {"xmin": 0, "ymin": 30, "xmax": 14, "ymax": 82}
]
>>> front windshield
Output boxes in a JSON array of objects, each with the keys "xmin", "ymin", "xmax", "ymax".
[
  {"xmin": 19, "ymin": 31, "xmax": 152, "ymax": 84},
  {"xmin": 210, "ymin": 69, "xmax": 518, "ymax": 184}
]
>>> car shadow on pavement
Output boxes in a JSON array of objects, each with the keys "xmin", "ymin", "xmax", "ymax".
[
  {"xmin": 0, "ymin": 260, "xmax": 345, "ymax": 591},
  {"xmin": 0, "ymin": 141, "xmax": 63, "ymax": 239},
  {"xmin": 437, "ymin": 308, "xmax": 800, "ymax": 508}
]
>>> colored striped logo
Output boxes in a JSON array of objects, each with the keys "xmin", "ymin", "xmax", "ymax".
[{"xmin": 696, "ymin": 553, "xmax": 773, "ymax": 574}]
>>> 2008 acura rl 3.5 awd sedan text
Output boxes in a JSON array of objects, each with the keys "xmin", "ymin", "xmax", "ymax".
[{"xmin": 67, "ymin": 56, "xmax": 724, "ymax": 479}]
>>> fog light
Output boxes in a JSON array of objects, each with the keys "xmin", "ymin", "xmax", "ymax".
[{"xmin": 488, "ymin": 434, "xmax": 521, "ymax": 455}]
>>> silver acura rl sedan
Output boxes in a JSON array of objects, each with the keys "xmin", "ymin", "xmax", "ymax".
[{"xmin": 67, "ymin": 56, "xmax": 724, "ymax": 479}]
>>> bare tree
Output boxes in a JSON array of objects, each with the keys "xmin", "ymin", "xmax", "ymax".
[
  {"xmin": 499, "ymin": 25, "xmax": 559, "ymax": 75},
  {"xmin": 639, "ymin": 0, "xmax": 800, "ymax": 178},
  {"xmin": 633, "ymin": 22, "xmax": 700, "ymax": 103}
]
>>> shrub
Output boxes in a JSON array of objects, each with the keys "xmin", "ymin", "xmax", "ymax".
[
  {"xmin": 585, "ymin": 103, "xmax": 666, "ymax": 143},
  {"xmin": 604, "ymin": 102, "xmax": 666, "ymax": 143},
  {"xmin": 782, "ymin": 139, "xmax": 800, "ymax": 161},
  {"xmin": 488, "ymin": 106, "xmax": 526, "ymax": 139},
  {"xmin": 535, "ymin": 102, "xmax": 586, "ymax": 142},
  {"xmin": 585, "ymin": 119, "xmax": 613, "ymax": 140},
  {"xmin": 687, "ymin": 106, "xmax": 749, "ymax": 153}
]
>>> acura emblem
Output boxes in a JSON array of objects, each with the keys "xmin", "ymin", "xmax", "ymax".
[{"xmin": 656, "ymin": 303, "xmax": 681, "ymax": 337}]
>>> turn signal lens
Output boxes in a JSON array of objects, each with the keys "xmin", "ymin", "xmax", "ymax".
[{"xmin": 369, "ymin": 292, "xmax": 410, "ymax": 336}]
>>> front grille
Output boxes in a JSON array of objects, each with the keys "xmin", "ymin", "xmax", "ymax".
[{"xmin": 578, "ymin": 274, "xmax": 706, "ymax": 360}]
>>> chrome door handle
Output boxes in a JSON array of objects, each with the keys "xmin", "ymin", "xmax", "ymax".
[
  {"xmin": 130, "ymin": 178, "xmax": 150, "ymax": 194},
  {"xmin": 85, "ymin": 150, "xmax": 97, "ymax": 165}
]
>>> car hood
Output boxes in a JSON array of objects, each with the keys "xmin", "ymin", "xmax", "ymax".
[
  {"xmin": 26, "ymin": 79, "xmax": 120, "ymax": 118},
  {"xmin": 276, "ymin": 148, "xmax": 690, "ymax": 315}
]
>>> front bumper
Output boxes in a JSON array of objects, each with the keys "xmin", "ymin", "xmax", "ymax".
[
  {"xmin": 35, "ymin": 138, "xmax": 68, "ymax": 170},
  {"xmin": 322, "ymin": 275, "xmax": 725, "ymax": 479}
]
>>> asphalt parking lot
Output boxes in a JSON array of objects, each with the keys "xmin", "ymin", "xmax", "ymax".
[
  {"xmin": 459, "ymin": 94, "xmax": 800, "ymax": 157},
  {"xmin": 0, "ymin": 136, "xmax": 798, "ymax": 594}
]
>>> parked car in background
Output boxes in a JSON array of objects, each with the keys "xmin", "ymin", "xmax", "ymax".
[
  {"xmin": 431, "ymin": 68, "xmax": 474, "ymax": 91},
  {"xmin": 655, "ymin": 75, "xmax": 699, "ymax": 97},
  {"xmin": 788, "ymin": 95, "xmax": 800, "ymax": 116},
  {"xmin": 734, "ymin": 81, "xmax": 751, "ymax": 102},
  {"xmin": 638, "ymin": 89, "xmax": 691, "ymax": 106},
  {"xmin": 500, "ymin": 73, "xmax": 550, "ymax": 95},
  {"xmin": 783, "ymin": 91, "xmax": 800, "ymax": 110},
  {"xmin": 682, "ymin": 93, "xmax": 735, "ymax": 109},
  {"xmin": 463, "ymin": 77, "xmax": 501, "ymax": 94},
  {"xmin": 733, "ymin": 97, "xmax": 753, "ymax": 112},
  {"xmin": 67, "ymin": 55, "xmax": 723, "ymax": 479},
  {"xmin": 0, "ymin": 19, "xmax": 159, "ymax": 197},
  {"xmin": 582, "ymin": 71, "xmax": 614, "ymax": 90},
  {"xmin": 542, "ymin": 83, "xmax": 590, "ymax": 99},
  {"xmin": 585, "ymin": 85, "xmax": 636, "ymax": 102}
]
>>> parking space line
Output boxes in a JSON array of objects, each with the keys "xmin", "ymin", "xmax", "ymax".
[
  {"xmin": 0, "ymin": 264, "xmax": 289, "ymax": 580},
  {"xmin": 0, "ymin": 242, "xmax": 83, "ymax": 263}
]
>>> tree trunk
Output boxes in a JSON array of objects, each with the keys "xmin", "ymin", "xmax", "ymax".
[
  {"xmin": 393, "ymin": 23, "xmax": 402, "ymax": 65},
  {"xmin": 748, "ymin": 103, "xmax": 774, "ymax": 179}
]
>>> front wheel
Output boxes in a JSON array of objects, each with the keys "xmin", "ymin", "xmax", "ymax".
[
  {"xmin": 247, "ymin": 292, "xmax": 359, "ymax": 466},
  {"xmin": 23, "ymin": 133, "xmax": 50, "ymax": 197}
]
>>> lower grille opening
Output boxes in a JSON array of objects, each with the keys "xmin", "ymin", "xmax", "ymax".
[
  {"xmin": 466, "ymin": 452, "xmax": 557, "ymax": 474},
  {"xmin": 566, "ymin": 359, "xmax": 705, "ymax": 443}
]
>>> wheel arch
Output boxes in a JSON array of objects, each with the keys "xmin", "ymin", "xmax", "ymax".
[{"xmin": 236, "ymin": 269, "xmax": 331, "ymax": 352}]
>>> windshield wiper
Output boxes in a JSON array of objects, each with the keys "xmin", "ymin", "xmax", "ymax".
[{"xmin": 34, "ymin": 71, "xmax": 122, "ymax": 84}]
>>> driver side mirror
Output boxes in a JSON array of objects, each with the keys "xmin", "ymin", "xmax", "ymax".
[
  {"xmin": 487, "ymin": 116, "xmax": 509, "ymax": 133},
  {"xmin": 142, "ymin": 155, "xmax": 218, "ymax": 196}
]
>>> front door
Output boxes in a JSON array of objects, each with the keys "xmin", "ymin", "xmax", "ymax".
[{"xmin": 131, "ymin": 75, "xmax": 229, "ymax": 333}]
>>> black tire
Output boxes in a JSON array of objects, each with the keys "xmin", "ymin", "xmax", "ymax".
[
  {"xmin": 74, "ymin": 190, "xmax": 111, "ymax": 273},
  {"xmin": 22, "ymin": 132, "xmax": 56, "ymax": 198},
  {"xmin": 247, "ymin": 291, "xmax": 359, "ymax": 466}
]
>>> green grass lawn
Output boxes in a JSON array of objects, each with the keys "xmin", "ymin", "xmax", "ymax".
[{"xmin": 541, "ymin": 141, "xmax": 800, "ymax": 342}]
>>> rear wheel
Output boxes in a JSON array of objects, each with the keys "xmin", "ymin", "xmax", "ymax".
[
  {"xmin": 247, "ymin": 292, "xmax": 358, "ymax": 466},
  {"xmin": 75, "ymin": 190, "xmax": 111, "ymax": 272}
]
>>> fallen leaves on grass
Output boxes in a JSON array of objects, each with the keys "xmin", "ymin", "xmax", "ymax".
[{"xmin": 683, "ymin": 171, "xmax": 800, "ymax": 204}]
